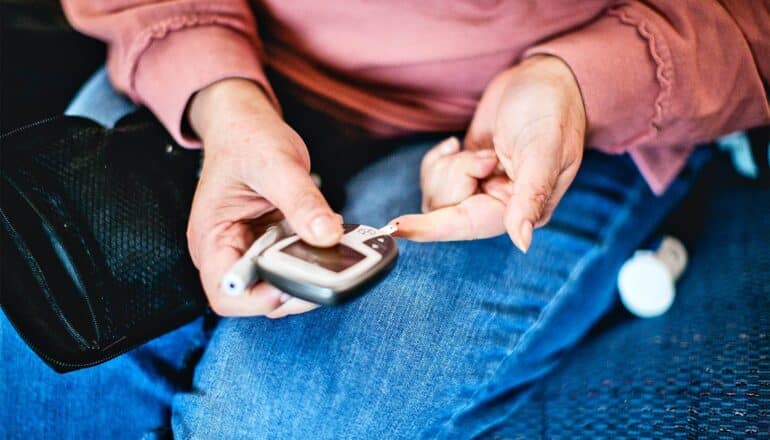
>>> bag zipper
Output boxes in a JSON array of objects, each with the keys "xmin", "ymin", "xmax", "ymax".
[
  {"xmin": 0, "ymin": 115, "xmax": 118, "ymax": 371},
  {"xmin": 0, "ymin": 115, "xmax": 205, "ymax": 371},
  {"xmin": 1, "ymin": 115, "xmax": 64, "ymax": 140}
]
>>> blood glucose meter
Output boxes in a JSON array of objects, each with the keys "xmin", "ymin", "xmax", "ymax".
[{"xmin": 222, "ymin": 223, "xmax": 398, "ymax": 305}]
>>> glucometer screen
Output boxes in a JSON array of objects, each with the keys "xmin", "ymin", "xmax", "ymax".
[{"xmin": 281, "ymin": 241, "xmax": 365, "ymax": 273}]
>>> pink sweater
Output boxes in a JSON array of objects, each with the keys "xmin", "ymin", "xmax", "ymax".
[{"xmin": 62, "ymin": 0, "xmax": 770, "ymax": 193}]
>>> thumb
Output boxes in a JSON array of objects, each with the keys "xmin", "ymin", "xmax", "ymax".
[
  {"xmin": 503, "ymin": 153, "xmax": 560, "ymax": 253},
  {"xmin": 255, "ymin": 158, "xmax": 342, "ymax": 247},
  {"xmin": 464, "ymin": 69, "xmax": 515, "ymax": 151}
]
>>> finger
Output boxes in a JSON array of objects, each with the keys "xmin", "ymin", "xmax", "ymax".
[
  {"xmin": 453, "ymin": 149, "xmax": 498, "ymax": 179},
  {"xmin": 421, "ymin": 137, "xmax": 460, "ymax": 177},
  {"xmin": 255, "ymin": 159, "xmax": 342, "ymax": 247},
  {"xmin": 533, "ymin": 160, "xmax": 580, "ymax": 228},
  {"xmin": 421, "ymin": 138, "xmax": 460, "ymax": 212},
  {"xmin": 199, "ymin": 243, "xmax": 284, "ymax": 316},
  {"xmin": 424, "ymin": 150, "xmax": 499, "ymax": 211},
  {"xmin": 266, "ymin": 297, "xmax": 320, "ymax": 319},
  {"xmin": 503, "ymin": 154, "xmax": 560, "ymax": 253},
  {"xmin": 481, "ymin": 176, "xmax": 513, "ymax": 202},
  {"xmin": 392, "ymin": 193, "xmax": 506, "ymax": 242}
]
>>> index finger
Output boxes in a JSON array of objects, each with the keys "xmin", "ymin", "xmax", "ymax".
[
  {"xmin": 391, "ymin": 193, "xmax": 506, "ymax": 242},
  {"xmin": 253, "ymin": 158, "xmax": 343, "ymax": 248}
]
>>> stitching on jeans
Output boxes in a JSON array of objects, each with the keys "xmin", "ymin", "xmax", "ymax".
[{"xmin": 436, "ymin": 177, "xmax": 647, "ymax": 437}]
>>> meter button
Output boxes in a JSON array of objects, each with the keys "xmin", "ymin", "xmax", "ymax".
[{"xmin": 364, "ymin": 236, "xmax": 393, "ymax": 255}]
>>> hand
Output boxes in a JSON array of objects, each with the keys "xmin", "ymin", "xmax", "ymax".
[
  {"xmin": 393, "ymin": 55, "xmax": 586, "ymax": 252},
  {"xmin": 186, "ymin": 79, "xmax": 343, "ymax": 318},
  {"xmin": 419, "ymin": 136, "xmax": 498, "ymax": 212}
]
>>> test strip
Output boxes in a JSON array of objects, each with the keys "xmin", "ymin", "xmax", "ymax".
[{"xmin": 378, "ymin": 224, "xmax": 398, "ymax": 236}]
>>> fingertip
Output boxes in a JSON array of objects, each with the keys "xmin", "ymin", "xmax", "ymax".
[
  {"xmin": 307, "ymin": 215, "xmax": 344, "ymax": 247},
  {"xmin": 505, "ymin": 211, "xmax": 533, "ymax": 253},
  {"xmin": 519, "ymin": 220, "xmax": 533, "ymax": 253},
  {"xmin": 503, "ymin": 203, "xmax": 525, "ymax": 253},
  {"xmin": 389, "ymin": 217, "xmax": 407, "ymax": 237},
  {"xmin": 389, "ymin": 215, "xmax": 422, "ymax": 240},
  {"xmin": 439, "ymin": 137, "xmax": 461, "ymax": 154}
]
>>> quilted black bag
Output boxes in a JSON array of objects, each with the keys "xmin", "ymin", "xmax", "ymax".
[{"xmin": 1, "ymin": 110, "xmax": 207, "ymax": 372}]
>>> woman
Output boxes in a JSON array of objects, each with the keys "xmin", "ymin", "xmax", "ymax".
[{"xmin": 2, "ymin": 0, "xmax": 768, "ymax": 437}]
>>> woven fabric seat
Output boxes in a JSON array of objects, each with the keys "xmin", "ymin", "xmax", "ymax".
[{"xmin": 491, "ymin": 159, "xmax": 770, "ymax": 439}]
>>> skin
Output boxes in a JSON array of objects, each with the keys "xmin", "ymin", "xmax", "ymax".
[
  {"xmin": 187, "ymin": 78, "xmax": 340, "ymax": 318},
  {"xmin": 392, "ymin": 55, "xmax": 587, "ymax": 252},
  {"xmin": 187, "ymin": 54, "xmax": 585, "ymax": 318}
]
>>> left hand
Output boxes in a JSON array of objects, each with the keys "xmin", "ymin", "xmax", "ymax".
[{"xmin": 392, "ymin": 55, "xmax": 586, "ymax": 252}]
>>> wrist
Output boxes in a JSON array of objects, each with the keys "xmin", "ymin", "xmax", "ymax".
[
  {"xmin": 188, "ymin": 78, "xmax": 279, "ymax": 140},
  {"xmin": 520, "ymin": 55, "xmax": 579, "ymax": 91},
  {"xmin": 521, "ymin": 54, "xmax": 586, "ymax": 129}
]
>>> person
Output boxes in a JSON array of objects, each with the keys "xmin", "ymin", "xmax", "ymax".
[{"xmin": 1, "ymin": 0, "xmax": 768, "ymax": 438}]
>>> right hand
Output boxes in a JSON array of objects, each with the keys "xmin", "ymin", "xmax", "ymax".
[{"xmin": 186, "ymin": 78, "xmax": 343, "ymax": 318}]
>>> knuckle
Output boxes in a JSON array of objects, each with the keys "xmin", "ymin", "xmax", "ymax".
[
  {"xmin": 514, "ymin": 182, "xmax": 554, "ymax": 220},
  {"xmin": 249, "ymin": 151, "xmax": 272, "ymax": 175},
  {"xmin": 529, "ymin": 189, "xmax": 550, "ymax": 210},
  {"xmin": 536, "ymin": 212, "xmax": 553, "ymax": 228},
  {"xmin": 526, "ymin": 181, "xmax": 557, "ymax": 219}
]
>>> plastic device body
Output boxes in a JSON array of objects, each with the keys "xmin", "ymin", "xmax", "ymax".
[{"xmin": 256, "ymin": 224, "xmax": 398, "ymax": 305}]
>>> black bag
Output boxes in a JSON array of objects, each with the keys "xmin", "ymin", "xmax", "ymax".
[{"xmin": 1, "ymin": 110, "xmax": 207, "ymax": 373}]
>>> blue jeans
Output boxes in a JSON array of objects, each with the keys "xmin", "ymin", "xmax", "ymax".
[{"xmin": 1, "ymin": 68, "xmax": 708, "ymax": 438}]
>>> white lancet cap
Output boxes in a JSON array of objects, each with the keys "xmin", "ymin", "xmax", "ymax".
[{"xmin": 617, "ymin": 250, "xmax": 676, "ymax": 318}]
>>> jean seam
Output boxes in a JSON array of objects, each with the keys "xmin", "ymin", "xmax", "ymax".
[{"xmin": 435, "ymin": 176, "xmax": 648, "ymax": 438}]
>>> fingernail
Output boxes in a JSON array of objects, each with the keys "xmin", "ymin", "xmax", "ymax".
[
  {"xmin": 310, "ymin": 215, "xmax": 340, "ymax": 240},
  {"xmin": 475, "ymin": 149, "xmax": 496, "ymax": 159},
  {"xmin": 440, "ymin": 137, "xmax": 460, "ymax": 154},
  {"xmin": 519, "ymin": 221, "xmax": 533, "ymax": 253}
]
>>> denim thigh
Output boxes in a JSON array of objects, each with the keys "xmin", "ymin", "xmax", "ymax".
[
  {"xmin": 64, "ymin": 67, "xmax": 137, "ymax": 127},
  {"xmin": 171, "ymin": 142, "xmax": 706, "ymax": 439},
  {"xmin": 0, "ymin": 311, "xmax": 206, "ymax": 439}
]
